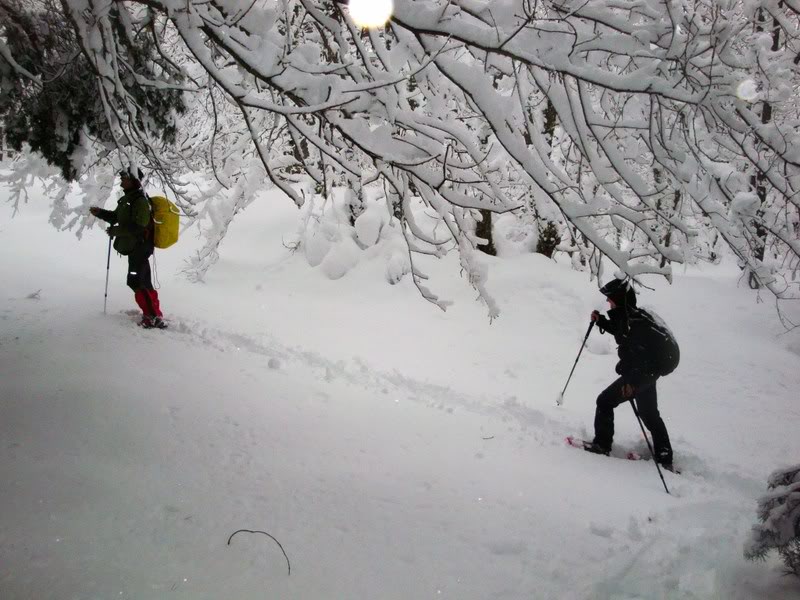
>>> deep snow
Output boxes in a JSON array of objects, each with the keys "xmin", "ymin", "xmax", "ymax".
[{"xmin": 1, "ymin": 183, "xmax": 799, "ymax": 600}]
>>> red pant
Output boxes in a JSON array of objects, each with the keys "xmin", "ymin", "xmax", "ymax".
[
  {"xmin": 127, "ymin": 243, "xmax": 162, "ymax": 318},
  {"xmin": 134, "ymin": 289, "xmax": 162, "ymax": 318}
]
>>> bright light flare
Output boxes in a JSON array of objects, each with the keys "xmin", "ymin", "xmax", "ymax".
[
  {"xmin": 348, "ymin": 0, "xmax": 394, "ymax": 28},
  {"xmin": 736, "ymin": 79, "xmax": 759, "ymax": 102}
]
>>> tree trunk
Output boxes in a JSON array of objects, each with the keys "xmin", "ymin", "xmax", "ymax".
[
  {"xmin": 476, "ymin": 208, "xmax": 496, "ymax": 256},
  {"xmin": 748, "ymin": 9, "xmax": 780, "ymax": 288},
  {"xmin": 660, "ymin": 190, "xmax": 681, "ymax": 269},
  {"xmin": 346, "ymin": 175, "xmax": 364, "ymax": 227},
  {"xmin": 535, "ymin": 97, "xmax": 560, "ymax": 257},
  {"xmin": 543, "ymin": 99, "xmax": 558, "ymax": 148},
  {"xmin": 656, "ymin": 165, "xmax": 681, "ymax": 269}
]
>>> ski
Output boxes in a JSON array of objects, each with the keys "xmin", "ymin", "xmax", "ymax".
[
  {"xmin": 565, "ymin": 436, "xmax": 681, "ymax": 473},
  {"xmin": 566, "ymin": 436, "xmax": 641, "ymax": 460}
]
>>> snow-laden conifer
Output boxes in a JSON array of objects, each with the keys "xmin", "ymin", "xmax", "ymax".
[{"xmin": 745, "ymin": 463, "xmax": 800, "ymax": 577}]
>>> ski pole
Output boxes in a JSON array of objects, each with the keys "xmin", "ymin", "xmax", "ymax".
[
  {"xmin": 103, "ymin": 236, "xmax": 112, "ymax": 314},
  {"xmin": 629, "ymin": 400, "xmax": 670, "ymax": 495},
  {"xmin": 556, "ymin": 321, "xmax": 595, "ymax": 406}
]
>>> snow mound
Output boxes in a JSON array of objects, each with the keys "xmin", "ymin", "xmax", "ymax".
[
  {"xmin": 303, "ymin": 222, "xmax": 334, "ymax": 267},
  {"xmin": 385, "ymin": 248, "xmax": 410, "ymax": 285},
  {"xmin": 320, "ymin": 235, "xmax": 361, "ymax": 280},
  {"xmin": 354, "ymin": 202, "xmax": 386, "ymax": 247}
]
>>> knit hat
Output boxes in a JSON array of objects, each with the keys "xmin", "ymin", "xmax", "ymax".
[
  {"xmin": 119, "ymin": 166, "xmax": 144, "ymax": 182},
  {"xmin": 599, "ymin": 277, "xmax": 637, "ymax": 308}
]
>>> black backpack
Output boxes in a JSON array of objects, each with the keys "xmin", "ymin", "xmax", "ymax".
[{"xmin": 639, "ymin": 308, "xmax": 680, "ymax": 376}]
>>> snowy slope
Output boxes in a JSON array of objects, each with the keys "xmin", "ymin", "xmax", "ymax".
[{"xmin": 1, "ymin": 184, "xmax": 799, "ymax": 600}]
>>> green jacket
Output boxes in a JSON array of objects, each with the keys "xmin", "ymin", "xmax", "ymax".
[{"xmin": 95, "ymin": 189, "xmax": 152, "ymax": 255}]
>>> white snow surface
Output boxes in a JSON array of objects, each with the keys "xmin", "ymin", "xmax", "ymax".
[{"xmin": 1, "ymin": 183, "xmax": 799, "ymax": 600}]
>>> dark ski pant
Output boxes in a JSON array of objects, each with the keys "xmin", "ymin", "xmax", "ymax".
[
  {"xmin": 593, "ymin": 377, "xmax": 672, "ymax": 463},
  {"xmin": 127, "ymin": 244, "xmax": 162, "ymax": 318}
]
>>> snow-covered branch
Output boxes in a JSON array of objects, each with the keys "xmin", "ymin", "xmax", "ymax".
[{"xmin": 2, "ymin": 0, "xmax": 800, "ymax": 309}]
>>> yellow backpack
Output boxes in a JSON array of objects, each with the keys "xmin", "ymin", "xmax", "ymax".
[{"xmin": 150, "ymin": 196, "xmax": 180, "ymax": 249}]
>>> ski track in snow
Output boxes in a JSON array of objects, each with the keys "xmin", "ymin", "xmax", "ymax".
[
  {"xmin": 125, "ymin": 311, "xmax": 699, "ymax": 469},
  {"xmin": 4, "ymin": 301, "xmax": 795, "ymax": 599},
  {"xmin": 96, "ymin": 309, "xmax": 792, "ymax": 598},
  {"xmin": 125, "ymin": 310, "xmax": 736, "ymax": 484}
]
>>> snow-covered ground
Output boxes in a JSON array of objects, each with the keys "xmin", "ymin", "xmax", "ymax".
[{"xmin": 1, "ymin": 183, "xmax": 799, "ymax": 600}]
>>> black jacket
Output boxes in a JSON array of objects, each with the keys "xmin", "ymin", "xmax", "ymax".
[
  {"xmin": 597, "ymin": 307, "xmax": 662, "ymax": 388},
  {"xmin": 94, "ymin": 188, "xmax": 151, "ymax": 255}
]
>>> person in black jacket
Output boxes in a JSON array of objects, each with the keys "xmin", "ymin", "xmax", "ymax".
[
  {"xmin": 90, "ymin": 168, "xmax": 166, "ymax": 329},
  {"xmin": 585, "ymin": 278, "xmax": 673, "ymax": 468}
]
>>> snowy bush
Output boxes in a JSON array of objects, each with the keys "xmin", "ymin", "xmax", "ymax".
[
  {"xmin": 492, "ymin": 213, "xmax": 537, "ymax": 257},
  {"xmin": 297, "ymin": 188, "xmax": 414, "ymax": 283},
  {"xmin": 744, "ymin": 464, "xmax": 800, "ymax": 578},
  {"xmin": 535, "ymin": 221, "xmax": 561, "ymax": 258}
]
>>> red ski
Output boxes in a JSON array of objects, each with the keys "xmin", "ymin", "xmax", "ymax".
[{"xmin": 565, "ymin": 436, "xmax": 642, "ymax": 460}]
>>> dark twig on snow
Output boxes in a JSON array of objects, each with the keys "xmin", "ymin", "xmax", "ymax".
[
  {"xmin": 227, "ymin": 529, "xmax": 291, "ymax": 575},
  {"xmin": 282, "ymin": 237, "xmax": 302, "ymax": 253}
]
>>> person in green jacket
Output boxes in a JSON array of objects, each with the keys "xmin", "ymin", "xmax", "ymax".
[{"xmin": 90, "ymin": 168, "xmax": 166, "ymax": 328}]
